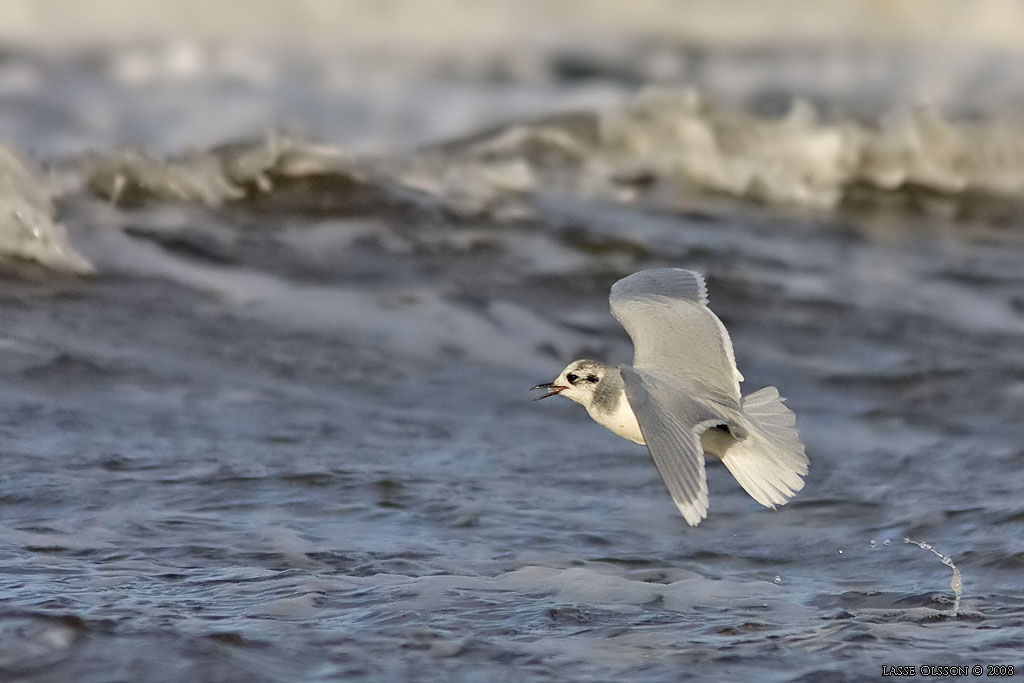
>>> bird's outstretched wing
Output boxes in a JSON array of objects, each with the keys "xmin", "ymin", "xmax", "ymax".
[
  {"xmin": 609, "ymin": 268, "xmax": 743, "ymax": 403},
  {"xmin": 620, "ymin": 366, "xmax": 727, "ymax": 526}
]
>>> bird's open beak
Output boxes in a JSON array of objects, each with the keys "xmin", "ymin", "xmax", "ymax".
[{"xmin": 531, "ymin": 382, "xmax": 569, "ymax": 401}]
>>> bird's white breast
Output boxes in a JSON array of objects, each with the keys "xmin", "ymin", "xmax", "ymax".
[{"xmin": 588, "ymin": 391, "xmax": 645, "ymax": 445}]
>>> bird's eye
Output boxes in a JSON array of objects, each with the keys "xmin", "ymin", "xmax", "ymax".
[
  {"xmin": 586, "ymin": 374, "xmax": 599, "ymax": 383},
  {"xmin": 566, "ymin": 373, "xmax": 578, "ymax": 384}
]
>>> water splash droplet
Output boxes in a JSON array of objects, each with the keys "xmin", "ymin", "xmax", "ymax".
[{"xmin": 904, "ymin": 537, "xmax": 962, "ymax": 616}]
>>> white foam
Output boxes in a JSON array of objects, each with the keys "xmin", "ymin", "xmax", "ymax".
[{"xmin": 0, "ymin": 144, "xmax": 93, "ymax": 273}]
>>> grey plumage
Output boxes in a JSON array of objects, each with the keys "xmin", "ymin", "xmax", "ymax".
[
  {"xmin": 533, "ymin": 268, "xmax": 809, "ymax": 526},
  {"xmin": 613, "ymin": 269, "xmax": 806, "ymax": 525},
  {"xmin": 591, "ymin": 365, "xmax": 625, "ymax": 414},
  {"xmin": 610, "ymin": 268, "xmax": 744, "ymax": 401},
  {"xmin": 619, "ymin": 365, "xmax": 720, "ymax": 524}
]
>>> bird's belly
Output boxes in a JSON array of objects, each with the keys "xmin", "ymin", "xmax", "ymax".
[{"xmin": 699, "ymin": 427, "xmax": 736, "ymax": 459}]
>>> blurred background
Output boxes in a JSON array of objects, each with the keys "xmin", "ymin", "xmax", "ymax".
[
  {"xmin": 1, "ymin": 2, "xmax": 1023, "ymax": 682},
  {"xmin": 8, "ymin": 0, "xmax": 1024, "ymax": 53}
]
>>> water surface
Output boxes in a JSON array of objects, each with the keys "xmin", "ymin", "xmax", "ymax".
[{"xmin": 1, "ymin": 21, "xmax": 1023, "ymax": 682}]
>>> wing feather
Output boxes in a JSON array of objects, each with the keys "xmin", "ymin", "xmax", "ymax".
[
  {"xmin": 610, "ymin": 269, "xmax": 743, "ymax": 402},
  {"xmin": 620, "ymin": 366, "xmax": 724, "ymax": 526}
]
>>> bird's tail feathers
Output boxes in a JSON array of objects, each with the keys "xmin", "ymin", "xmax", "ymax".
[{"xmin": 720, "ymin": 387, "xmax": 808, "ymax": 509}]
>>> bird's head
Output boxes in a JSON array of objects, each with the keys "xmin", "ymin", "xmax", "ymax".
[{"xmin": 531, "ymin": 359, "xmax": 612, "ymax": 408}]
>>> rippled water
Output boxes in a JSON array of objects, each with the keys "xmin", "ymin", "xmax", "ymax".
[{"xmin": 2, "ymin": 23, "xmax": 1024, "ymax": 682}]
